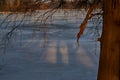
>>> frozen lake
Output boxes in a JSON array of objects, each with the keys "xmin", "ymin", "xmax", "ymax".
[{"xmin": 0, "ymin": 10, "xmax": 102, "ymax": 80}]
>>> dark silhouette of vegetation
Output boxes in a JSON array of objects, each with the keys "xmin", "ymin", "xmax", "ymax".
[{"xmin": 0, "ymin": 0, "xmax": 102, "ymax": 12}]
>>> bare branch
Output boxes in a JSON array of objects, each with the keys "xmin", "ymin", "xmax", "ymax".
[{"xmin": 77, "ymin": 0, "xmax": 101, "ymax": 44}]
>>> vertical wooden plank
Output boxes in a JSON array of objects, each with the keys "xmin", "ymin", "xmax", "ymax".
[{"xmin": 97, "ymin": 0, "xmax": 120, "ymax": 80}]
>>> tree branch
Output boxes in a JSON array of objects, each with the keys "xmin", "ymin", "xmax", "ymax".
[{"xmin": 77, "ymin": 0, "xmax": 100, "ymax": 44}]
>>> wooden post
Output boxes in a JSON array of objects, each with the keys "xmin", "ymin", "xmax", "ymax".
[{"xmin": 97, "ymin": 0, "xmax": 120, "ymax": 80}]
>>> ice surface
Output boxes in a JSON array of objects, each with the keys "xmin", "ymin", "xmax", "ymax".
[{"xmin": 0, "ymin": 10, "xmax": 102, "ymax": 80}]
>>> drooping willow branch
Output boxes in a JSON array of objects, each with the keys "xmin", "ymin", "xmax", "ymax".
[
  {"xmin": 0, "ymin": 0, "xmax": 103, "ymax": 48},
  {"xmin": 77, "ymin": 0, "xmax": 102, "ymax": 44},
  {"xmin": 0, "ymin": 0, "xmax": 67, "ymax": 48}
]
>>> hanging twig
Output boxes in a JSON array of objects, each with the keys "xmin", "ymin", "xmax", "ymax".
[{"xmin": 77, "ymin": 0, "xmax": 100, "ymax": 45}]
